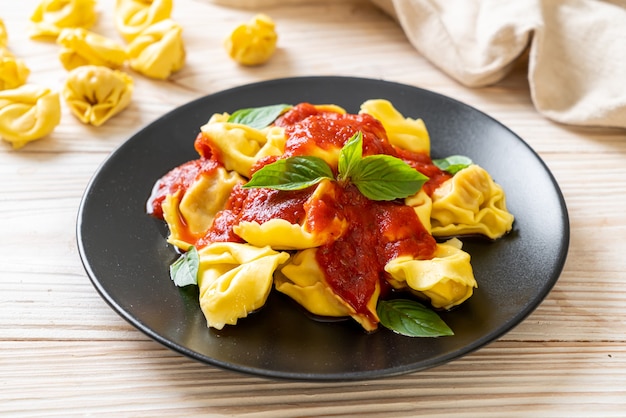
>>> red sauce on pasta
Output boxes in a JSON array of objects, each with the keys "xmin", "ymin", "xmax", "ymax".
[{"xmin": 148, "ymin": 102, "xmax": 451, "ymax": 325}]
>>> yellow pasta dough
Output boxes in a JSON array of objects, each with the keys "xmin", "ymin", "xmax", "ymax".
[
  {"xmin": 63, "ymin": 65, "xmax": 134, "ymax": 126},
  {"xmin": 127, "ymin": 19, "xmax": 185, "ymax": 80},
  {"xmin": 0, "ymin": 50, "xmax": 30, "ymax": 91},
  {"xmin": 196, "ymin": 242, "xmax": 289, "ymax": 330},
  {"xmin": 0, "ymin": 19, "xmax": 8, "ymax": 48},
  {"xmin": 430, "ymin": 164, "xmax": 514, "ymax": 239},
  {"xmin": 57, "ymin": 28, "xmax": 128, "ymax": 71},
  {"xmin": 360, "ymin": 99, "xmax": 430, "ymax": 155},
  {"xmin": 115, "ymin": 0, "xmax": 173, "ymax": 42},
  {"xmin": 0, "ymin": 84, "xmax": 61, "ymax": 149},
  {"xmin": 385, "ymin": 238, "xmax": 477, "ymax": 310},
  {"xmin": 29, "ymin": 0, "xmax": 97, "ymax": 40},
  {"xmin": 225, "ymin": 14, "xmax": 278, "ymax": 66}
]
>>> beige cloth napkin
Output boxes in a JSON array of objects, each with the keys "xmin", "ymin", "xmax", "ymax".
[{"xmin": 211, "ymin": 0, "xmax": 626, "ymax": 129}]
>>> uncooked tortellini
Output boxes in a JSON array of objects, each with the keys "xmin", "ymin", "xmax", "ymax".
[
  {"xmin": 0, "ymin": 19, "xmax": 8, "ymax": 48},
  {"xmin": 127, "ymin": 19, "xmax": 185, "ymax": 80},
  {"xmin": 63, "ymin": 65, "xmax": 134, "ymax": 126},
  {"xmin": 115, "ymin": 0, "xmax": 173, "ymax": 42},
  {"xmin": 0, "ymin": 85, "xmax": 61, "ymax": 149},
  {"xmin": 29, "ymin": 0, "xmax": 97, "ymax": 40},
  {"xmin": 57, "ymin": 28, "xmax": 128, "ymax": 71},
  {"xmin": 0, "ymin": 50, "xmax": 30, "ymax": 91},
  {"xmin": 225, "ymin": 14, "xmax": 278, "ymax": 66}
]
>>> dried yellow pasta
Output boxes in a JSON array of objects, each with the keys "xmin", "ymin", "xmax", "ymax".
[
  {"xmin": 0, "ymin": 85, "xmax": 61, "ymax": 149},
  {"xmin": 57, "ymin": 28, "xmax": 128, "ymax": 71},
  {"xmin": 29, "ymin": 0, "xmax": 97, "ymax": 40},
  {"xmin": 63, "ymin": 65, "xmax": 134, "ymax": 126},
  {"xmin": 0, "ymin": 50, "xmax": 30, "ymax": 91},
  {"xmin": 0, "ymin": 19, "xmax": 8, "ymax": 48},
  {"xmin": 225, "ymin": 14, "xmax": 278, "ymax": 66},
  {"xmin": 115, "ymin": 0, "xmax": 173, "ymax": 42},
  {"xmin": 127, "ymin": 19, "xmax": 185, "ymax": 80}
]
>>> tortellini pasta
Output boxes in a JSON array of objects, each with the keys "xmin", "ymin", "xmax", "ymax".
[
  {"xmin": 225, "ymin": 14, "xmax": 278, "ymax": 66},
  {"xmin": 162, "ymin": 167, "xmax": 245, "ymax": 249},
  {"xmin": 63, "ymin": 65, "xmax": 134, "ymax": 126},
  {"xmin": 29, "ymin": 0, "xmax": 97, "ymax": 40},
  {"xmin": 196, "ymin": 242, "xmax": 289, "ymax": 330},
  {"xmin": 0, "ymin": 85, "xmax": 61, "ymax": 148},
  {"xmin": 0, "ymin": 50, "xmax": 30, "ymax": 91},
  {"xmin": 360, "ymin": 99, "xmax": 430, "ymax": 155},
  {"xmin": 57, "ymin": 28, "xmax": 128, "ymax": 71},
  {"xmin": 430, "ymin": 164, "xmax": 514, "ymax": 239},
  {"xmin": 385, "ymin": 238, "xmax": 477, "ymax": 310},
  {"xmin": 115, "ymin": 0, "xmax": 173, "ymax": 42},
  {"xmin": 199, "ymin": 113, "xmax": 285, "ymax": 177},
  {"xmin": 151, "ymin": 100, "xmax": 515, "ymax": 333},
  {"xmin": 0, "ymin": 19, "xmax": 8, "ymax": 48},
  {"xmin": 127, "ymin": 19, "xmax": 185, "ymax": 80}
]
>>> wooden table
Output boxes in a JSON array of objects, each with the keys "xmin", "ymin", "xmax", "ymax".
[{"xmin": 2, "ymin": 0, "xmax": 625, "ymax": 416}]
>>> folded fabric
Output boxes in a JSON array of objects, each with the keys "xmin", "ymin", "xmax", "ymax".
[{"xmin": 208, "ymin": 0, "xmax": 626, "ymax": 129}]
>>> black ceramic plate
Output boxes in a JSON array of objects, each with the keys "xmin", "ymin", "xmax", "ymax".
[{"xmin": 77, "ymin": 76, "xmax": 569, "ymax": 381}]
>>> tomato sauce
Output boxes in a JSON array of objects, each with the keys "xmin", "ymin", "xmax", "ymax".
[
  {"xmin": 146, "ymin": 157, "xmax": 219, "ymax": 219},
  {"xmin": 148, "ymin": 102, "xmax": 450, "ymax": 326}
]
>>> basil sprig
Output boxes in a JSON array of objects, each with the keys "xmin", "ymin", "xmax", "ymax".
[
  {"xmin": 169, "ymin": 246, "xmax": 199, "ymax": 287},
  {"xmin": 227, "ymin": 104, "xmax": 292, "ymax": 129},
  {"xmin": 243, "ymin": 131, "xmax": 428, "ymax": 201},
  {"xmin": 244, "ymin": 156, "xmax": 334, "ymax": 190},
  {"xmin": 376, "ymin": 299, "xmax": 454, "ymax": 337},
  {"xmin": 432, "ymin": 155, "xmax": 473, "ymax": 175}
]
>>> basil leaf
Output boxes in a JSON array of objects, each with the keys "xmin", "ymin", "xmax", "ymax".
[
  {"xmin": 377, "ymin": 299, "xmax": 454, "ymax": 337},
  {"xmin": 432, "ymin": 155, "xmax": 473, "ymax": 175},
  {"xmin": 243, "ymin": 156, "xmax": 334, "ymax": 190},
  {"xmin": 350, "ymin": 155, "xmax": 428, "ymax": 201},
  {"xmin": 227, "ymin": 104, "xmax": 292, "ymax": 129},
  {"xmin": 338, "ymin": 131, "xmax": 363, "ymax": 180},
  {"xmin": 170, "ymin": 246, "xmax": 199, "ymax": 287}
]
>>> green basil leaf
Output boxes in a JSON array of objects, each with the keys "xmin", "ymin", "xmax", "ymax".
[
  {"xmin": 432, "ymin": 155, "xmax": 473, "ymax": 175},
  {"xmin": 170, "ymin": 246, "xmax": 199, "ymax": 287},
  {"xmin": 377, "ymin": 299, "xmax": 454, "ymax": 337},
  {"xmin": 350, "ymin": 155, "xmax": 429, "ymax": 201},
  {"xmin": 338, "ymin": 131, "xmax": 363, "ymax": 180},
  {"xmin": 227, "ymin": 104, "xmax": 292, "ymax": 129},
  {"xmin": 243, "ymin": 156, "xmax": 335, "ymax": 190}
]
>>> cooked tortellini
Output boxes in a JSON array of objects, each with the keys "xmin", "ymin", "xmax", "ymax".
[
  {"xmin": 150, "ymin": 99, "xmax": 515, "ymax": 333},
  {"xmin": 57, "ymin": 28, "xmax": 128, "ymax": 71},
  {"xmin": 0, "ymin": 50, "xmax": 30, "ymax": 91},
  {"xmin": 29, "ymin": 0, "xmax": 97, "ymax": 40},
  {"xmin": 199, "ymin": 113, "xmax": 285, "ymax": 177},
  {"xmin": 385, "ymin": 238, "xmax": 477, "ymax": 309},
  {"xmin": 197, "ymin": 242, "xmax": 289, "ymax": 330},
  {"xmin": 225, "ymin": 14, "xmax": 278, "ymax": 66},
  {"xmin": 63, "ymin": 65, "xmax": 134, "ymax": 126},
  {"xmin": 115, "ymin": 0, "xmax": 173, "ymax": 42},
  {"xmin": 162, "ymin": 167, "xmax": 245, "ymax": 249},
  {"xmin": 127, "ymin": 19, "xmax": 185, "ymax": 80},
  {"xmin": 276, "ymin": 248, "xmax": 355, "ymax": 318},
  {"xmin": 360, "ymin": 99, "xmax": 430, "ymax": 155},
  {"xmin": 430, "ymin": 164, "xmax": 514, "ymax": 239},
  {"xmin": 276, "ymin": 248, "xmax": 380, "ymax": 331},
  {"xmin": 0, "ymin": 84, "xmax": 61, "ymax": 148}
]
